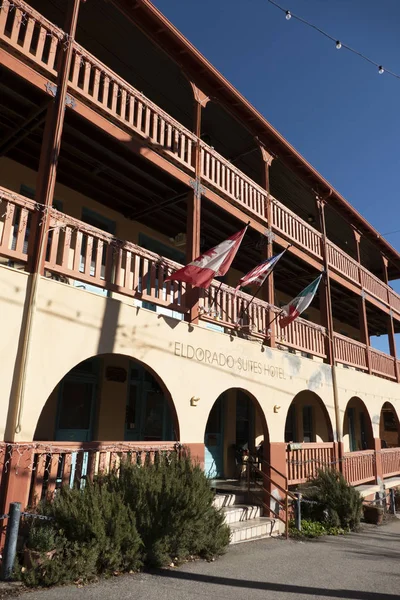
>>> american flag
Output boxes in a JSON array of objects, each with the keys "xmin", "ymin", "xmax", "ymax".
[{"xmin": 235, "ymin": 251, "xmax": 285, "ymax": 291}]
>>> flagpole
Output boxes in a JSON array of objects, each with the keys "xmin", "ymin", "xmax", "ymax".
[
  {"xmin": 262, "ymin": 310, "xmax": 284, "ymax": 345},
  {"xmin": 238, "ymin": 243, "xmax": 291, "ymax": 324}
]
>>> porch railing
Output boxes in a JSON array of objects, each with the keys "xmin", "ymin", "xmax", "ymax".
[
  {"xmin": 2, "ymin": 1, "xmax": 400, "ymax": 318},
  {"xmin": 342, "ymin": 450, "xmax": 375, "ymax": 486},
  {"xmin": 286, "ymin": 443, "xmax": 336, "ymax": 486},
  {"xmin": 381, "ymin": 447, "xmax": 400, "ymax": 479},
  {"xmin": 333, "ymin": 333, "xmax": 367, "ymax": 371},
  {"xmin": 1, "ymin": 442, "xmax": 179, "ymax": 509}
]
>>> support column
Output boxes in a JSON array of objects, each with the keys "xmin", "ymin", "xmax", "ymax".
[
  {"xmin": 382, "ymin": 256, "xmax": 399, "ymax": 381},
  {"xmin": 185, "ymin": 84, "xmax": 209, "ymax": 323},
  {"xmin": 353, "ymin": 229, "xmax": 372, "ymax": 374},
  {"xmin": 28, "ymin": 0, "xmax": 84, "ymax": 274},
  {"xmin": 316, "ymin": 198, "xmax": 342, "ymax": 443},
  {"xmin": 373, "ymin": 438, "xmax": 383, "ymax": 487},
  {"xmin": 5, "ymin": 0, "xmax": 83, "ymax": 442},
  {"xmin": 260, "ymin": 147, "xmax": 276, "ymax": 347}
]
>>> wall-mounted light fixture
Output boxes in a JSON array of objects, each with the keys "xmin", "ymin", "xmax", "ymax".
[
  {"xmin": 273, "ymin": 405, "xmax": 281, "ymax": 413},
  {"xmin": 190, "ymin": 397, "xmax": 200, "ymax": 407}
]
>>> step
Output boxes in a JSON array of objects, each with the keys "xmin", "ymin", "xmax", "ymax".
[
  {"xmin": 222, "ymin": 504, "xmax": 261, "ymax": 525},
  {"xmin": 213, "ymin": 492, "xmax": 244, "ymax": 509},
  {"xmin": 229, "ymin": 517, "xmax": 282, "ymax": 545}
]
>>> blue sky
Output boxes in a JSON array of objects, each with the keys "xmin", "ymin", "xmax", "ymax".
[{"xmin": 153, "ymin": 0, "xmax": 400, "ymax": 352}]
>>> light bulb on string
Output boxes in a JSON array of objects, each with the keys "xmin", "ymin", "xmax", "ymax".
[
  {"xmin": 285, "ymin": 10, "xmax": 291, "ymax": 20},
  {"xmin": 378, "ymin": 66, "xmax": 384, "ymax": 74},
  {"xmin": 336, "ymin": 41, "xmax": 342, "ymax": 50}
]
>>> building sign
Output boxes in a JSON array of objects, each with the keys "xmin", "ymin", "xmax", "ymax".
[{"xmin": 174, "ymin": 342, "xmax": 284, "ymax": 379}]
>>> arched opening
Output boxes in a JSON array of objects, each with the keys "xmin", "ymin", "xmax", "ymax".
[
  {"xmin": 204, "ymin": 388, "xmax": 269, "ymax": 480},
  {"xmin": 284, "ymin": 391, "xmax": 333, "ymax": 444},
  {"xmin": 34, "ymin": 354, "xmax": 179, "ymax": 442},
  {"xmin": 380, "ymin": 402, "xmax": 400, "ymax": 448},
  {"xmin": 342, "ymin": 397, "xmax": 373, "ymax": 452}
]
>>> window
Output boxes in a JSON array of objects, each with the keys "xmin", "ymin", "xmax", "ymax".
[
  {"xmin": 285, "ymin": 405, "xmax": 297, "ymax": 443},
  {"xmin": 302, "ymin": 406, "xmax": 314, "ymax": 443}
]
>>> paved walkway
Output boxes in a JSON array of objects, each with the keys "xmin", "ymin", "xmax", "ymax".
[{"xmin": 14, "ymin": 519, "xmax": 400, "ymax": 600}]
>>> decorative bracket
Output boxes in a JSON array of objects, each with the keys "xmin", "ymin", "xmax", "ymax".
[
  {"xmin": 45, "ymin": 82, "xmax": 76, "ymax": 109},
  {"xmin": 189, "ymin": 178, "xmax": 206, "ymax": 197},
  {"xmin": 265, "ymin": 228, "xmax": 275, "ymax": 244}
]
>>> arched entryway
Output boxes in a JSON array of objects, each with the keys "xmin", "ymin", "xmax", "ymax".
[
  {"xmin": 342, "ymin": 397, "xmax": 373, "ymax": 452},
  {"xmin": 284, "ymin": 391, "xmax": 333, "ymax": 444},
  {"xmin": 204, "ymin": 388, "xmax": 269, "ymax": 479},
  {"xmin": 34, "ymin": 354, "xmax": 179, "ymax": 442},
  {"xmin": 380, "ymin": 402, "xmax": 400, "ymax": 448}
]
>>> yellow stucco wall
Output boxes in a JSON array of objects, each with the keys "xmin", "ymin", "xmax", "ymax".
[{"xmin": 1, "ymin": 266, "xmax": 399, "ymax": 446}]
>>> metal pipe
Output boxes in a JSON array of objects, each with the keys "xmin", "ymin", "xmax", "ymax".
[{"xmin": 0, "ymin": 503, "xmax": 21, "ymax": 581}]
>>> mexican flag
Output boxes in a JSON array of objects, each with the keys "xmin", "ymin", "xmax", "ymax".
[
  {"xmin": 165, "ymin": 226, "xmax": 247, "ymax": 289},
  {"xmin": 279, "ymin": 274, "xmax": 323, "ymax": 329}
]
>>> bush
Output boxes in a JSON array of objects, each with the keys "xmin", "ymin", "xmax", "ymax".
[
  {"xmin": 22, "ymin": 452, "xmax": 230, "ymax": 585},
  {"xmin": 289, "ymin": 519, "xmax": 345, "ymax": 539},
  {"xmin": 23, "ymin": 483, "xmax": 141, "ymax": 587},
  {"xmin": 109, "ymin": 453, "xmax": 230, "ymax": 566},
  {"xmin": 300, "ymin": 469, "xmax": 363, "ymax": 531}
]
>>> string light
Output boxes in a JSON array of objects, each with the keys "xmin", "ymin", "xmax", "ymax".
[{"xmin": 265, "ymin": 0, "xmax": 400, "ymax": 81}]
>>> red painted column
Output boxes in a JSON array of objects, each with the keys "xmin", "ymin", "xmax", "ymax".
[
  {"xmin": 353, "ymin": 229, "xmax": 372, "ymax": 374},
  {"xmin": 382, "ymin": 256, "xmax": 399, "ymax": 382},
  {"xmin": 374, "ymin": 438, "xmax": 383, "ymax": 487},
  {"xmin": 28, "ymin": 0, "xmax": 84, "ymax": 275},
  {"xmin": 267, "ymin": 442, "xmax": 288, "ymax": 519},
  {"xmin": 185, "ymin": 84, "xmax": 209, "ymax": 324},
  {"xmin": 260, "ymin": 147, "xmax": 276, "ymax": 347}
]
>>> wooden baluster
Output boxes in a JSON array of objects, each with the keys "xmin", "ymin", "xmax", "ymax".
[
  {"xmin": 144, "ymin": 107, "xmax": 151, "ymax": 137},
  {"xmin": 94, "ymin": 239, "xmax": 103, "ymax": 281},
  {"xmin": 104, "ymin": 244, "xmax": 114, "ymax": 285},
  {"xmin": 72, "ymin": 230, "xmax": 83, "ymax": 274},
  {"xmin": 132, "ymin": 254, "xmax": 140, "ymax": 294},
  {"xmin": 83, "ymin": 235, "xmax": 93, "ymax": 277},
  {"xmin": 71, "ymin": 52, "xmax": 81, "ymax": 88},
  {"xmin": 159, "ymin": 117, "xmax": 166, "ymax": 147},
  {"xmin": 22, "ymin": 16, "xmax": 35, "ymax": 54},
  {"xmin": 92, "ymin": 68, "xmax": 100, "ymax": 102},
  {"xmin": 31, "ymin": 453, "xmax": 46, "ymax": 505},
  {"xmin": 114, "ymin": 246, "xmax": 123, "ymax": 287},
  {"xmin": 47, "ymin": 34, "xmax": 59, "ymax": 71},
  {"xmin": 141, "ymin": 258, "xmax": 149, "ymax": 298},
  {"xmin": 102, "ymin": 76, "xmax": 110, "ymax": 108},
  {"xmin": 166, "ymin": 122, "xmax": 172, "ymax": 149},
  {"xmin": 47, "ymin": 223, "xmax": 60, "ymax": 267},
  {"xmin": 82, "ymin": 60, "xmax": 91, "ymax": 94},
  {"xmin": 158, "ymin": 264, "xmax": 165, "ymax": 302},
  {"xmin": 61, "ymin": 453, "xmax": 73, "ymax": 488},
  {"xmin": 14, "ymin": 207, "xmax": 29, "ymax": 257},
  {"xmin": 46, "ymin": 454, "xmax": 61, "ymax": 499},
  {"xmin": 120, "ymin": 89, "xmax": 127, "ymax": 121},
  {"xmin": 61, "ymin": 226, "xmax": 72, "ymax": 270},
  {"xmin": 110, "ymin": 82, "xmax": 118, "ymax": 114},
  {"xmin": 35, "ymin": 26, "xmax": 47, "ymax": 64},
  {"xmin": 187, "ymin": 138, "xmax": 192, "ymax": 167},
  {"xmin": 128, "ymin": 95, "xmax": 135, "ymax": 125},
  {"xmin": 179, "ymin": 133, "xmax": 186, "ymax": 162},
  {"xmin": 0, "ymin": 1, "xmax": 10, "ymax": 34},
  {"xmin": 10, "ymin": 8, "xmax": 22, "ymax": 43},
  {"xmin": 124, "ymin": 250, "xmax": 132, "ymax": 291},
  {"xmin": 1, "ymin": 201, "xmax": 15, "ymax": 251}
]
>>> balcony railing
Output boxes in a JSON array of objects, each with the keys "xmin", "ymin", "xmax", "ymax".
[
  {"xmin": 287, "ymin": 443, "xmax": 336, "ymax": 485},
  {"xmin": 342, "ymin": 450, "xmax": 376, "ymax": 486},
  {"xmin": 2, "ymin": 0, "xmax": 400, "ymax": 320},
  {"xmin": 1, "ymin": 186, "xmax": 400, "ymax": 383}
]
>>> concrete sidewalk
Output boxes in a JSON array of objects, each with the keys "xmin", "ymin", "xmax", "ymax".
[{"xmin": 11, "ymin": 519, "xmax": 400, "ymax": 600}]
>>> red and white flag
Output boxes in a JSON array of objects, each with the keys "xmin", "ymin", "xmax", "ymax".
[
  {"xmin": 235, "ymin": 250, "xmax": 285, "ymax": 291},
  {"xmin": 165, "ymin": 227, "xmax": 247, "ymax": 289},
  {"xmin": 279, "ymin": 274, "xmax": 323, "ymax": 329}
]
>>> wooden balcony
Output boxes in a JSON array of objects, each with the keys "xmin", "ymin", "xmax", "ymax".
[
  {"xmin": 1, "ymin": 1, "xmax": 400, "ymax": 321},
  {"xmin": 1, "ymin": 186, "xmax": 399, "ymax": 384}
]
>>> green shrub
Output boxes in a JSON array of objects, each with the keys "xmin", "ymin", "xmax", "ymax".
[
  {"xmin": 300, "ymin": 469, "xmax": 363, "ymax": 531},
  {"xmin": 289, "ymin": 519, "xmax": 345, "ymax": 539},
  {"xmin": 23, "ymin": 483, "xmax": 141, "ymax": 587},
  {"xmin": 109, "ymin": 453, "xmax": 230, "ymax": 566},
  {"xmin": 22, "ymin": 452, "xmax": 230, "ymax": 585}
]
